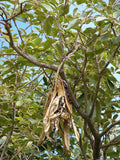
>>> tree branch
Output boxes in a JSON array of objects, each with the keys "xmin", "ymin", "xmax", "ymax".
[
  {"xmin": 100, "ymin": 43, "xmax": 120, "ymax": 75},
  {"xmin": 5, "ymin": 8, "xmax": 32, "ymax": 22},
  {"xmin": 100, "ymin": 120, "xmax": 120, "ymax": 137},
  {"xmin": 101, "ymin": 135, "xmax": 120, "ymax": 149},
  {"xmin": 60, "ymin": 64, "xmax": 99, "ymax": 140},
  {"xmin": 89, "ymin": 43, "xmax": 120, "ymax": 118},
  {"xmin": 0, "ymin": 7, "xmax": 8, "ymax": 19},
  {"xmin": 84, "ymin": 121, "xmax": 94, "ymax": 148},
  {"xmin": 13, "ymin": 45, "xmax": 59, "ymax": 71},
  {"xmin": 79, "ymin": 31, "xmax": 92, "ymax": 39}
]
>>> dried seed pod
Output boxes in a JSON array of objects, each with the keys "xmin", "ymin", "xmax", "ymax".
[
  {"xmin": 62, "ymin": 80, "xmax": 77, "ymax": 108},
  {"xmin": 38, "ymin": 77, "xmax": 79, "ymax": 152}
]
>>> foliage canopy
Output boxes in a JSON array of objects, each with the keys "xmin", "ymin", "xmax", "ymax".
[{"xmin": 0, "ymin": 0, "xmax": 120, "ymax": 159}]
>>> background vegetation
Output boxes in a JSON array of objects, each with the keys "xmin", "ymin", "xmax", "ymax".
[{"xmin": 0, "ymin": 0, "xmax": 120, "ymax": 159}]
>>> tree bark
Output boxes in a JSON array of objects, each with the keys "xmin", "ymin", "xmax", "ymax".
[{"xmin": 93, "ymin": 137, "xmax": 101, "ymax": 160}]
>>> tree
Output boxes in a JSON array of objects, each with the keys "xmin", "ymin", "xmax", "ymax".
[{"xmin": 0, "ymin": 0, "xmax": 120, "ymax": 159}]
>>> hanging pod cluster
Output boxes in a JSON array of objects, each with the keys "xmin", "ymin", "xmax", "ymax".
[{"xmin": 38, "ymin": 77, "xmax": 79, "ymax": 151}]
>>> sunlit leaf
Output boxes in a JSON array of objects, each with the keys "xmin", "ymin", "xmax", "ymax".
[
  {"xmin": 16, "ymin": 100, "xmax": 23, "ymax": 106},
  {"xmin": 113, "ymin": 11, "xmax": 120, "ymax": 18},
  {"xmin": 66, "ymin": 18, "xmax": 79, "ymax": 29},
  {"xmin": 95, "ymin": 4, "xmax": 105, "ymax": 10},
  {"xmin": 41, "ymin": 3, "xmax": 54, "ymax": 12},
  {"xmin": 19, "ymin": 0, "xmax": 26, "ymax": 3},
  {"xmin": 96, "ymin": 16, "xmax": 107, "ymax": 22},
  {"xmin": 15, "ymin": 15, "xmax": 28, "ymax": 22}
]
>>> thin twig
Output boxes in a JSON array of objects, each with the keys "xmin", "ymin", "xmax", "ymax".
[
  {"xmin": 34, "ymin": 89, "xmax": 47, "ymax": 97},
  {"xmin": 78, "ymin": 32, "xmax": 84, "ymax": 45},
  {"xmin": 89, "ymin": 75, "xmax": 101, "ymax": 118},
  {"xmin": 0, "ymin": 7, "xmax": 7, "ymax": 19},
  {"xmin": 79, "ymin": 31, "xmax": 92, "ymax": 39},
  {"xmin": 13, "ymin": 18, "xmax": 24, "ymax": 45},
  {"xmin": 5, "ymin": 8, "xmax": 32, "ymax": 22},
  {"xmin": 20, "ymin": 66, "xmax": 27, "ymax": 80},
  {"xmin": 0, "ymin": 53, "xmax": 17, "ymax": 56},
  {"xmin": 42, "ymin": 68, "xmax": 53, "ymax": 85},
  {"xmin": 78, "ymin": 134, "xmax": 87, "ymax": 160},
  {"xmin": 85, "ymin": 34, "xmax": 100, "ymax": 46},
  {"xmin": 111, "ymin": 22, "xmax": 117, "ymax": 37},
  {"xmin": 62, "ymin": 34, "xmax": 70, "ymax": 50},
  {"xmin": 23, "ymin": 71, "xmax": 43, "ymax": 88},
  {"xmin": 73, "ymin": 12, "xmax": 93, "ymax": 46},
  {"xmin": 93, "ymin": 43, "xmax": 100, "ymax": 73},
  {"xmin": 10, "ymin": 141, "xmax": 28, "ymax": 160}
]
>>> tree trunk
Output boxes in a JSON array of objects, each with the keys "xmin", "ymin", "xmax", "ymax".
[{"xmin": 93, "ymin": 137, "xmax": 101, "ymax": 160}]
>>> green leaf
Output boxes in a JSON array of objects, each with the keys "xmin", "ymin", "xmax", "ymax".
[
  {"xmin": 86, "ymin": 100, "xmax": 93, "ymax": 115},
  {"xmin": 16, "ymin": 116, "xmax": 24, "ymax": 122},
  {"xmin": 100, "ymin": 34, "xmax": 109, "ymax": 41},
  {"xmin": 76, "ymin": 0, "xmax": 87, "ymax": 4},
  {"xmin": 113, "ymin": 36, "xmax": 120, "ymax": 44},
  {"xmin": 107, "ymin": 151, "xmax": 119, "ymax": 158},
  {"xmin": 44, "ymin": 16, "xmax": 54, "ymax": 34},
  {"xmin": 113, "ymin": 11, "xmax": 120, "ymax": 18},
  {"xmin": 66, "ymin": 18, "xmax": 79, "ymax": 29},
  {"xmin": 96, "ymin": 16, "xmax": 106, "ymax": 22},
  {"xmin": 0, "ymin": 136, "xmax": 7, "ymax": 145},
  {"xmin": 34, "ymin": 38, "xmax": 42, "ymax": 45},
  {"xmin": 43, "ymin": 38, "xmax": 55, "ymax": 49},
  {"xmin": 77, "ymin": 93, "xmax": 84, "ymax": 105},
  {"xmin": 19, "ymin": 0, "xmax": 26, "ymax": 3},
  {"xmin": 3, "ymin": 74, "xmax": 16, "ymax": 84},
  {"xmin": 41, "ymin": 3, "xmax": 53, "ymax": 12},
  {"xmin": 107, "ymin": 79, "xmax": 114, "ymax": 91},
  {"xmin": 15, "ymin": 15, "xmax": 27, "ymax": 22},
  {"xmin": 61, "ymin": 4, "xmax": 69, "ymax": 16},
  {"xmin": 43, "ymin": 76, "xmax": 47, "ymax": 85},
  {"xmin": 102, "ymin": 24, "xmax": 110, "ymax": 32},
  {"xmin": 2, "ymin": 126, "xmax": 11, "ymax": 134},
  {"xmin": 113, "ymin": 114, "xmax": 118, "ymax": 120},
  {"xmin": 95, "ymin": 4, "xmax": 105, "ymax": 10},
  {"xmin": 82, "ymin": 139, "xmax": 88, "ymax": 152},
  {"xmin": 0, "ymin": 115, "xmax": 11, "ymax": 125},
  {"xmin": 16, "ymin": 100, "xmax": 23, "ymax": 106}
]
